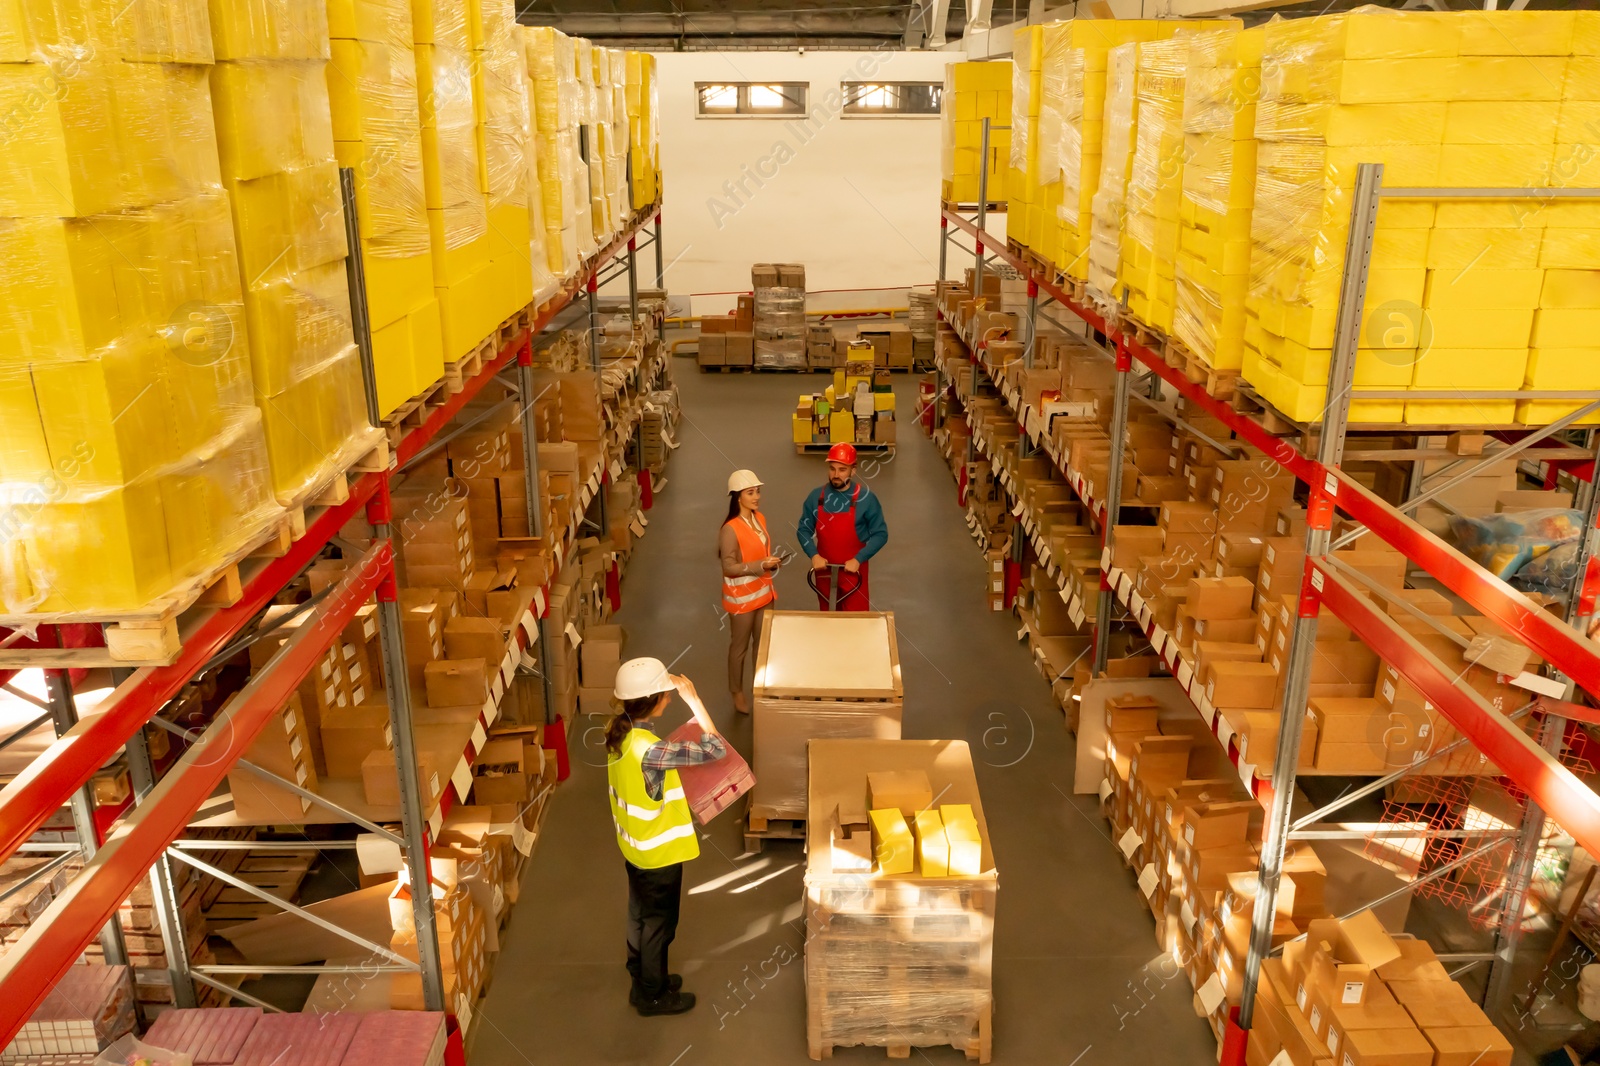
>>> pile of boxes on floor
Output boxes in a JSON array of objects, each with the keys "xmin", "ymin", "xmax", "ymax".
[
  {"xmin": 754, "ymin": 263, "xmax": 808, "ymax": 369},
  {"xmin": 792, "ymin": 367, "xmax": 898, "ymax": 447},
  {"xmin": 995, "ymin": 10, "xmax": 1600, "ymax": 428},
  {"xmin": 697, "ymin": 294, "xmax": 755, "ymax": 369}
]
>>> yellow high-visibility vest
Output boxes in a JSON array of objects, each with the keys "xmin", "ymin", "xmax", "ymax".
[{"xmin": 607, "ymin": 727, "xmax": 699, "ymax": 868}]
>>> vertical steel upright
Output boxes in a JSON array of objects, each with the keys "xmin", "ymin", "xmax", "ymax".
[
  {"xmin": 368, "ymin": 486, "xmax": 447, "ymax": 1012},
  {"xmin": 517, "ymin": 340, "xmax": 560, "ymax": 726},
  {"xmin": 1092, "ymin": 342, "xmax": 1133, "ymax": 676},
  {"xmin": 974, "ymin": 118, "xmax": 991, "ymax": 299},
  {"xmin": 1236, "ymin": 163, "xmax": 1385, "ymax": 1040},
  {"xmin": 628, "ymin": 238, "xmax": 640, "ymax": 323},
  {"xmin": 43, "ymin": 669, "xmax": 127, "ymax": 967},
  {"xmin": 123, "ymin": 726, "xmax": 194, "ymax": 1006},
  {"xmin": 587, "ymin": 275, "xmax": 609, "ymax": 533},
  {"xmin": 340, "ymin": 168, "xmax": 382, "ymax": 427},
  {"xmin": 653, "ymin": 213, "xmax": 666, "ymax": 345}
]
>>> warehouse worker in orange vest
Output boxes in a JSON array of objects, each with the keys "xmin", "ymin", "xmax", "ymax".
[
  {"xmin": 720, "ymin": 469, "xmax": 782, "ymax": 713},
  {"xmin": 798, "ymin": 443, "xmax": 888, "ymax": 611}
]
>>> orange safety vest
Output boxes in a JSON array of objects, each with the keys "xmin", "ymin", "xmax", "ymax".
[{"xmin": 722, "ymin": 513, "xmax": 776, "ymax": 615}]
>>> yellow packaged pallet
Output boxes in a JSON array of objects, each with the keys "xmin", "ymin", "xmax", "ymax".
[
  {"xmin": 325, "ymin": 0, "xmax": 439, "ymax": 412},
  {"xmin": 1120, "ymin": 36, "xmax": 1190, "ymax": 334},
  {"xmin": 1174, "ymin": 27, "xmax": 1263, "ymax": 372},
  {"xmin": 941, "ymin": 60, "xmax": 1010, "ymax": 204},
  {"xmin": 1087, "ymin": 42, "xmax": 1138, "ymax": 302},
  {"xmin": 208, "ymin": 0, "xmax": 376, "ymax": 503}
]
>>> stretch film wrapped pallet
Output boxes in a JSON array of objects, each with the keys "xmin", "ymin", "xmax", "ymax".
[
  {"xmin": 1007, "ymin": 26, "xmax": 1060, "ymax": 263},
  {"xmin": 208, "ymin": 0, "xmax": 372, "ymax": 503},
  {"xmin": 326, "ymin": 0, "xmax": 443, "ymax": 414},
  {"xmin": 1120, "ymin": 36, "xmax": 1191, "ymax": 333},
  {"xmin": 523, "ymin": 25, "xmax": 593, "ymax": 276},
  {"xmin": 1173, "ymin": 27, "xmax": 1263, "ymax": 372},
  {"xmin": 1087, "ymin": 43, "xmax": 1139, "ymax": 302},
  {"xmin": 1056, "ymin": 20, "xmax": 1198, "ymax": 281},
  {"xmin": 1242, "ymin": 7, "xmax": 1600, "ymax": 427},
  {"xmin": 0, "ymin": 0, "xmax": 282, "ymax": 616},
  {"xmin": 626, "ymin": 50, "xmax": 661, "ymax": 210},
  {"xmin": 413, "ymin": 0, "xmax": 493, "ymax": 362},
  {"xmin": 471, "ymin": 0, "xmax": 538, "ymax": 321},
  {"xmin": 940, "ymin": 61, "xmax": 1011, "ymax": 205}
]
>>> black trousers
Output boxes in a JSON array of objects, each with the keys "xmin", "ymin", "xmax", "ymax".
[{"xmin": 625, "ymin": 859, "xmax": 683, "ymax": 999}]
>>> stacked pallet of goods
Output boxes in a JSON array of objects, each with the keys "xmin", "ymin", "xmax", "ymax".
[
  {"xmin": 0, "ymin": 0, "xmax": 283, "ymax": 616},
  {"xmin": 940, "ymin": 60, "xmax": 1012, "ymax": 205}
]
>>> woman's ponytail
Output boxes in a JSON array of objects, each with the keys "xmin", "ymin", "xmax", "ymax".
[{"xmin": 605, "ymin": 694, "xmax": 664, "ymax": 755}]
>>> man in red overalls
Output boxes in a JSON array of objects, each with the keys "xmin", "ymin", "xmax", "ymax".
[{"xmin": 797, "ymin": 443, "xmax": 889, "ymax": 612}]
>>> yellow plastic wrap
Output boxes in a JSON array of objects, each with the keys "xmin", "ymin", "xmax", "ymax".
[
  {"xmin": 472, "ymin": 0, "xmax": 527, "ymax": 209},
  {"xmin": 210, "ymin": 0, "xmax": 373, "ymax": 504},
  {"xmin": 523, "ymin": 111, "xmax": 560, "ymax": 301},
  {"xmin": 626, "ymin": 50, "xmax": 660, "ymax": 210},
  {"xmin": 941, "ymin": 61, "xmax": 1010, "ymax": 205},
  {"xmin": 417, "ymin": 43, "xmax": 488, "ymax": 251},
  {"xmin": 1087, "ymin": 43, "xmax": 1137, "ymax": 303},
  {"xmin": 1173, "ymin": 27, "xmax": 1261, "ymax": 371},
  {"xmin": 1034, "ymin": 24, "xmax": 1070, "ymax": 198},
  {"xmin": 325, "ymin": 37, "xmax": 431, "ymax": 256},
  {"xmin": 0, "ymin": 186, "xmax": 281, "ymax": 615},
  {"xmin": 210, "ymin": 0, "xmax": 328, "ymax": 60},
  {"xmin": 0, "ymin": 0, "xmax": 212, "ymax": 62},
  {"xmin": 1120, "ymin": 36, "xmax": 1189, "ymax": 333}
]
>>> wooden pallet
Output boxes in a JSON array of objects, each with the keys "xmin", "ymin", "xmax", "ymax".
[
  {"xmin": 443, "ymin": 341, "xmax": 488, "ymax": 396},
  {"xmin": 1230, "ymin": 385, "xmax": 1302, "ymax": 436},
  {"xmin": 744, "ymin": 802, "xmax": 806, "ymax": 854},
  {"xmin": 1163, "ymin": 336, "xmax": 1241, "ymax": 401},
  {"xmin": 940, "ymin": 200, "xmax": 1006, "ymax": 215},
  {"xmin": 808, "ymin": 1000, "xmax": 992, "ymax": 1062},
  {"xmin": 200, "ymin": 849, "xmax": 316, "ymax": 922}
]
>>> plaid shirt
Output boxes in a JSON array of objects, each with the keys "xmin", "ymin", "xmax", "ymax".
[{"xmin": 641, "ymin": 732, "xmax": 728, "ymax": 802}]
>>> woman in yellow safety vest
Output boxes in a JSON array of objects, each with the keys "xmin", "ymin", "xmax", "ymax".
[
  {"xmin": 719, "ymin": 469, "xmax": 782, "ymax": 713},
  {"xmin": 605, "ymin": 658, "xmax": 726, "ymax": 1016}
]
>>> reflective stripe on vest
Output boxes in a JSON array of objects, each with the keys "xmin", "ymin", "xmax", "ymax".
[
  {"xmin": 722, "ymin": 513, "xmax": 776, "ymax": 615},
  {"xmin": 606, "ymin": 728, "xmax": 699, "ymax": 868}
]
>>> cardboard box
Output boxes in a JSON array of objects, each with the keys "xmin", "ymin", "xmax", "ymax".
[
  {"xmin": 698, "ymin": 333, "xmax": 726, "ymax": 366},
  {"xmin": 581, "ymin": 623, "xmax": 626, "ymax": 689},
  {"xmin": 868, "ymin": 769, "xmax": 933, "ymax": 816},
  {"xmin": 1423, "ymin": 1025, "xmax": 1513, "ymax": 1066},
  {"xmin": 725, "ymin": 331, "xmax": 755, "ymax": 366},
  {"xmin": 700, "ymin": 316, "xmax": 734, "ymax": 334},
  {"xmin": 1342, "ymin": 1026, "xmax": 1435, "ymax": 1066},
  {"xmin": 869, "ymin": 808, "xmax": 913, "ymax": 874},
  {"xmin": 1205, "ymin": 660, "xmax": 1280, "ymax": 710},
  {"xmin": 1182, "ymin": 801, "xmax": 1253, "ymax": 850},
  {"xmin": 321, "ymin": 705, "xmax": 392, "ymax": 778},
  {"xmin": 443, "ymin": 616, "xmax": 506, "ymax": 667},
  {"xmin": 363, "ymin": 748, "xmax": 439, "ymax": 807},
  {"xmin": 1187, "ymin": 576, "xmax": 1255, "ymax": 619},
  {"xmin": 424, "ymin": 659, "xmax": 490, "ymax": 708}
]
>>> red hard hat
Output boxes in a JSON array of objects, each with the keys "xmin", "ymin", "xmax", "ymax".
[{"xmin": 826, "ymin": 443, "xmax": 857, "ymax": 465}]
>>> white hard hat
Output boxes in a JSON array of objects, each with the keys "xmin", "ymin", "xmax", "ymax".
[
  {"xmin": 614, "ymin": 657, "xmax": 675, "ymax": 701},
  {"xmin": 728, "ymin": 469, "xmax": 763, "ymax": 493}
]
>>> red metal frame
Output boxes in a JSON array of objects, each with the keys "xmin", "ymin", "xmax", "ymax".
[
  {"xmin": 942, "ymin": 209, "xmax": 1600, "ymax": 702},
  {"xmin": 1312, "ymin": 558, "xmax": 1600, "ymax": 859},
  {"xmin": 0, "ymin": 544, "xmax": 391, "ymax": 1039}
]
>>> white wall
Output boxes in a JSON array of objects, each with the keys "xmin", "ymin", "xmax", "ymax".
[{"xmin": 652, "ymin": 50, "xmax": 960, "ymax": 316}]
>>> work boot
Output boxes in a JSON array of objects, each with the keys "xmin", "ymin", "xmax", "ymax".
[
  {"xmin": 635, "ymin": 990, "xmax": 696, "ymax": 1017},
  {"xmin": 629, "ymin": 974, "xmax": 683, "ymax": 1007}
]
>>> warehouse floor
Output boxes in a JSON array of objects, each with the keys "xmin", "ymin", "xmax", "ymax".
[{"xmin": 473, "ymin": 357, "xmax": 1219, "ymax": 1065}]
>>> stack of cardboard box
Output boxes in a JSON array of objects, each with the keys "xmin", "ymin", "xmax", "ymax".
[{"xmin": 752, "ymin": 262, "xmax": 807, "ymax": 369}]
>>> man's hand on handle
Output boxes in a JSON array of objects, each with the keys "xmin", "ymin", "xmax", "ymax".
[
  {"xmin": 810, "ymin": 554, "xmax": 828, "ymax": 571},
  {"xmin": 843, "ymin": 558, "xmax": 861, "ymax": 574}
]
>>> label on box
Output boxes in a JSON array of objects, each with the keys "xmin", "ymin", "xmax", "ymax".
[
  {"xmin": 284, "ymin": 707, "xmax": 298, "ymax": 733},
  {"xmin": 483, "ymin": 696, "xmax": 499, "ymax": 726},
  {"xmin": 512, "ymin": 818, "xmax": 535, "ymax": 855},
  {"xmin": 1512, "ymin": 671, "xmax": 1565, "ymax": 697},
  {"xmin": 1011, "ymin": 501, "xmax": 1024, "ymax": 518},
  {"xmin": 1341, "ymin": 980, "xmax": 1365, "ymax": 1005},
  {"xmin": 1326, "ymin": 1027, "xmax": 1338, "ymax": 1056},
  {"xmin": 1138, "ymin": 864, "xmax": 1158, "ymax": 898},
  {"xmin": 1100, "ymin": 546, "xmax": 1112, "ymax": 570},
  {"xmin": 1236, "ymin": 734, "xmax": 1249, "ymax": 762},
  {"xmin": 289, "ymin": 735, "xmax": 303, "ymax": 760},
  {"xmin": 1117, "ymin": 573, "xmax": 1132, "ymax": 598},
  {"xmin": 1215, "ymin": 713, "xmax": 1233, "ymax": 749},
  {"xmin": 428, "ymin": 803, "xmax": 443, "ymax": 839},
  {"xmin": 638, "ymin": 511, "xmax": 649, "ymax": 527},
  {"xmin": 1381, "ymin": 679, "xmax": 1396, "ymax": 702},
  {"xmin": 501, "ymin": 652, "xmax": 517, "ymax": 687},
  {"xmin": 1239, "ymin": 760, "xmax": 1256, "ymax": 787},
  {"xmin": 491, "ymin": 673, "xmax": 505, "ymax": 703},
  {"xmin": 610, "ymin": 459, "xmax": 623, "ymax": 480},
  {"xmin": 519, "ymin": 610, "xmax": 538, "ymax": 646},
  {"xmin": 1060, "ymin": 588, "xmax": 1074, "ymax": 605},
  {"xmin": 1098, "ymin": 779, "xmax": 1112, "ymax": 802},
  {"xmin": 1130, "ymin": 592, "xmax": 1146, "ymax": 615},
  {"xmin": 1117, "ymin": 827, "xmax": 1141, "ymax": 859},
  {"xmin": 452, "ymin": 758, "xmax": 474, "ymax": 802},
  {"xmin": 565, "ymin": 623, "xmax": 582, "ymax": 648},
  {"xmin": 1176, "ymin": 661, "xmax": 1193, "ymax": 690},
  {"xmin": 1311, "ymin": 568, "xmax": 1324, "ymax": 592},
  {"xmin": 1069, "ymin": 601, "xmax": 1086, "ymax": 628},
  {"xmin": 1017, "ymin": 626, "xmax": 1028, "ymax": 642},
  {"xmin": 534, "ymin": 588, "xmax": 547, "ymax": 616},
  {"xmin": 1197, "ymin": 973, "xmax": 1226, "ymax": 1015},
  {"xmin": 1151, "ymin": 624, "xmax": 1169, "ymax": 654},
  {"xmin": 630, "ymin": 519, "xmax": 646, "ymax": 537},
  {"xmin": 471, "ymin": 722, "xmax": 487, "ymax": 753},
  {"xmin": 1181, "ymin": 899, "xmax": 1197, "ymax": 933},
  {"xmin": 384, "ymin": 722, "xmax": 394, "ymax": 746},
  {"xmin": 1184, "ymin": 822, "xmax": 1195, "ymax": 846},
  {"xmin": 296, "ymin": 763, "xmax": 309, "ymax": 786}
]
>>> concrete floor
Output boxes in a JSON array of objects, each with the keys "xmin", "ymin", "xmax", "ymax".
[{"xmin": 473, "ymin": 358, "xmax": 1218, "ymax": 1065}]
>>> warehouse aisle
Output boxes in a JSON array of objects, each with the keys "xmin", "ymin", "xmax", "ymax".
[{"xmin": 475, "ymin": 359, "xmax": 1217, "ymax": 1065}]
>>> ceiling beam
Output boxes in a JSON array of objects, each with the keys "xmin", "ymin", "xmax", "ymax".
[
  {"xmin": 519, "ymin": 11, "xmax": 912, "ymax": 38},
  {"xmin": 928, "ymin": 0, "xmax": 952, "ymax": 45}
]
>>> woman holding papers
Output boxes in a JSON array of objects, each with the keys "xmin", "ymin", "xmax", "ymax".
[{"xmin": 604, "ymin": 659, "xmax": 725, "ymax": 1016}]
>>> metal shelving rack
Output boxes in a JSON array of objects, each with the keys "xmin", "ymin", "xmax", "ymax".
[
  {"xmin": 937, "ymin": 161, "xmax": 1600, "ymax": 1064},
  {"xmin": 0, "ymin": 184, "xmax": 666, "ymax": 1051}
]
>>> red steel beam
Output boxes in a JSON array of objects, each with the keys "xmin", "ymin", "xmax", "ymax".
[
  {"xmin": 942, "ymin": 209, "xmax": 1600, "ymax": 701},
  {"xmin": 1313, "ymin": 560, "xmax": 1600, "ymax": 857},
  {"xmin": 0, "ymin": 474, "xmax": 379, "ymax": 867},
  {"xmin": 0, "ymin": 544, "xmax": 391, "ymax": 1045}
]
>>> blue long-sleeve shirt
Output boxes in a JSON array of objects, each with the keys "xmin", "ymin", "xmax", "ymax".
[{"xmin": 797, "ymin": 482, "xmax": 888, "ymax": 563}]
